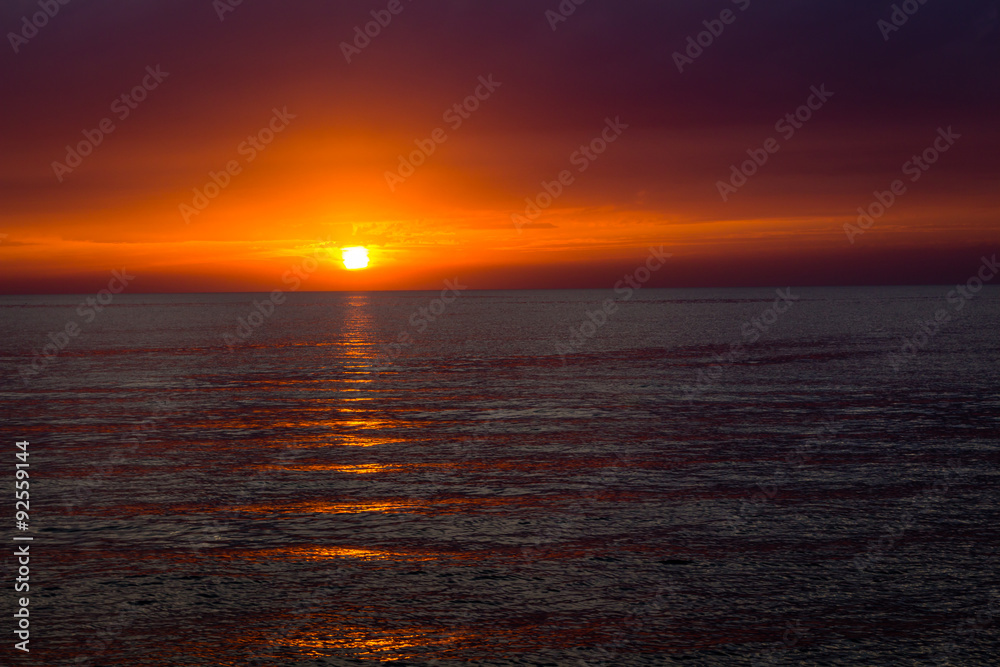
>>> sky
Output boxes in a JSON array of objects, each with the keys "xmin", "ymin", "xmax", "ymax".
[{"xmin": 1, "ymin": 0, "xmax": 997, "ymax": 292}]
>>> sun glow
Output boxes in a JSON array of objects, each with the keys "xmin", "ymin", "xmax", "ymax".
[{"xmin": 341, "ymin": 246, "xmax": 369, "ymax": 270}]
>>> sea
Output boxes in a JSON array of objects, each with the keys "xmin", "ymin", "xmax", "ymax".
[{"xmin": 1, "ymin": 287, "xmax": 998, "ymax": 666}]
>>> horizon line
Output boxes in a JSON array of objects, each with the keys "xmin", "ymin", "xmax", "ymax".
[{"xmin": 2, "ymin": 283, "xmax": 996, "ymax": 296}]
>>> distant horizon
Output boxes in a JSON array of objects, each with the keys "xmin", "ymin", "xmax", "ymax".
[
  {"xmin": 2, "ymin": 245, "xmax": 995, "ymax": 294},
  {"xmin": 5, "ymin": 283, "xmax": 999, "ymax": 297}
]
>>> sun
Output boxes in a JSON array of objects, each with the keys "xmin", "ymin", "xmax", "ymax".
[{"xmin": 341, "ymin": 246, "xmax": 369, "ymax": 270}]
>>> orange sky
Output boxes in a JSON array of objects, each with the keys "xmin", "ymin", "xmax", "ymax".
[{"xmin": 1, "ymin": 1, "xmax": 997, "ymax": 292}]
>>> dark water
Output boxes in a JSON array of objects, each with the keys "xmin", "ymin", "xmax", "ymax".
[{"xmin": 1, "ymin": 288, "xmax": 998, "ymax": 666}]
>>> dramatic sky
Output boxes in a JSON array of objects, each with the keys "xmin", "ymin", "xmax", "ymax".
[{"xmin": 1, "ymin": 0, "xmax": 997, "ymax": 292}]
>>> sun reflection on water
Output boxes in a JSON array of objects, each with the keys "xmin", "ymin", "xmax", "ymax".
[
  {"xmin": 257, "ymin": 463, "xmax": 398, "ymax": 473},
  {"xmin": 270, "ymin": 626, "xmax": 472, "ymax": 662}
]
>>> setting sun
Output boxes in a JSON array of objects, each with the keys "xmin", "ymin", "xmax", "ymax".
[{"xmin": 341, "ymin": 246, "xmax": 370, "ymax": 270}]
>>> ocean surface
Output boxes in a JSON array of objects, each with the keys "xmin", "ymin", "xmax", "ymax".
[{"xmin": 1, "ymin": 287, "xmax": 998, "ymax": 666}]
